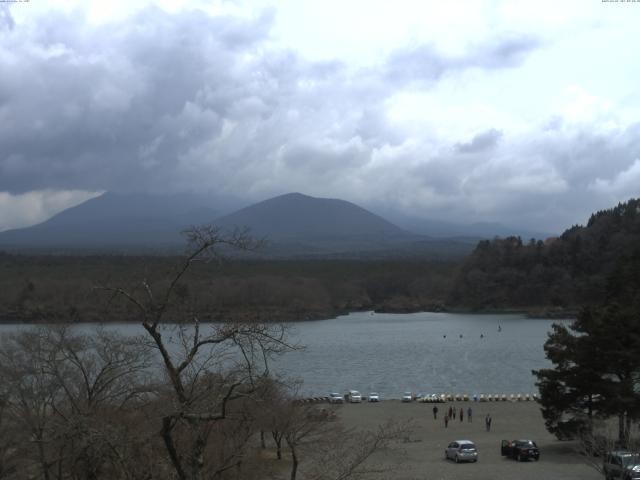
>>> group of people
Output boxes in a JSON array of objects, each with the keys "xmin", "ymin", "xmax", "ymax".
[{"xmin": 432, "ymin": 405, "xmax": 492, "ymax": 431}]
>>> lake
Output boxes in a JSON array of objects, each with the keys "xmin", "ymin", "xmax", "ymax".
[
  {"xmin": 0, "ymin": 311, "xmax": 569, "ymax": 398},
  {"xmin": 275, "ymin": 311, "xmax": 569, "ymax": 398}
]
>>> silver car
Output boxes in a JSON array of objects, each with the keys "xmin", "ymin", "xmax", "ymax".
[
  {"xmin": 328, "ymin": 392, "xmax": 344, "ymax": 404},
  {"xmin": 445, "ymin": 440, "xmax": 478, "ymax": 463}
]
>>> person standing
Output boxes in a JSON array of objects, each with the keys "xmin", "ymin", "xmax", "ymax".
[
  {"xmin": 467, "ymin": 406, "xmax": 473, "ymax": 422},
  {"xmin": 448, "ymin": 406, "xmax": 453, "ymax": 418},
  {"xmin": 444, "ymin": 415, "xmax": 449, "ymax": 428},
  {"xmin": 459, "ymin": 407, "xmax": 464, "ymax": 422},
  {"xmin": 433, "ymin": 405, "xmax": 438, "ymax": 419},
  {"xmin": 485, "ymin": 414, "xmax": 492, "ymax": 432},
  {"xmin": 452, "ymin": 408, "xmax": 456, "ymax": 420}
]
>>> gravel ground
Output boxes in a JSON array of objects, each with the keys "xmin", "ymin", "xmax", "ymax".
[{"xmin": 335, "ymin": 399, "xmax": 602, "ymax": 480}]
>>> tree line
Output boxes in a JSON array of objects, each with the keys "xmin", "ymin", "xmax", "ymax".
[
  {"xmin": 0, "ymin": 254, "xmax": 456, "ymax": 324},
  {"xmin": 450, "ymin": 198, "xmax": 640, "ymax": 311}
]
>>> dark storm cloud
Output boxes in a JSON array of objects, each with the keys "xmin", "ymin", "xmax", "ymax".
[
  {"xmin": 1, "ymin": 5, "xmax": 638, "ymax": 234},
  {"xmin": 0, "ymin": 7, "xmax": 545, "ymax": 198},
  {"xmin": 0, "ymin": 6, "xmax": 274, "ymax": 194}
]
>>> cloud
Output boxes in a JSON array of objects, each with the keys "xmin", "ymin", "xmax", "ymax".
[
  {"xmin": 0, "ymin": 190, "xmax": 101, "ymax": 232},
  {"xmin": 0, "ymin": 5, "xmax": 545, "ymax": 196},
  {"xmin": 384, "ymin": 33, "xmax": 540, "ymax": 86},
  {"xmin": 455, "ymin": 129, "xmax": 503, "ymax": 153},
  {"xmin": 0, "ymin": 5, "xmax": 14, "ymax": 31},
  {"xmin": 0, "ymin": 2, "xmax": 639, "ymax": 233},
  {"xmin": 590, "ymin": 158, "xmax": 640, "ymax": 197},
  {"xmin": 0, "ymin": 6, "xmax": 273, "ymax": 194}
]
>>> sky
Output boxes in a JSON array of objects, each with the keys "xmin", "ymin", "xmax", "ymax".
[{"xmin": 1, "ymin": 0, "xmax": 639, "ymax": 233}]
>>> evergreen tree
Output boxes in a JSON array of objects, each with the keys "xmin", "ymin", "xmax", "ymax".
[{"xmin": 533, "ymin": 251, "xmax": 640, "ymax": 444}]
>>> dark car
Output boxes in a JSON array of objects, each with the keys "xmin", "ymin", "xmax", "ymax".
[
  {"xmin": 501, "ymin": 439, "xmax": 540, "ymax": 461},
  {"xmin": 603, "ymin": 451, "xmax": 640, "ymax": 480},
  {"xmin": 623, "ymin": 464, "xmax": 640, "ymax": 480}
]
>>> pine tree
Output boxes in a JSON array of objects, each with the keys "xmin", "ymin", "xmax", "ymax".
[{"xmin": 533, "ymin": 251, "xmax": 640, "ymax": 444}]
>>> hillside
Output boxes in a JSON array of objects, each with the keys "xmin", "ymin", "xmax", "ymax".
[
  {"xmin": 449, "ymin": 198, "xmax": 640, "ymax": 311},
  {"xmin": 0, "ymin": 192, "xmax": 218, "ymax": 251}
]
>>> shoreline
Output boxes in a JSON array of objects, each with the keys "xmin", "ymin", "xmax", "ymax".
[{"xmin": 0, "ymin": 305, "xmax": 577, "ymax": 324}]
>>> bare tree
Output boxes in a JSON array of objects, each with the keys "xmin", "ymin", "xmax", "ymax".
[
  {"xmin": 577, "ymin": 418, "xmax": 640, "ymax": 475},
  {"xmin": 258, "ymin": 385, "xmax": 413, "ymax": 480},
  {"xmin": 0, "ymin": 328, "xmax": 65, "ymax": 480},
  {"xmin": 305, "ymin": 419, "xmax": 414, "ymax": 480},
  {"xmin": 0, "ymin": 326, "xmax": 155, "ymax": 480},
  {"xmin": 102, "ymin": 226, "xmax": 294, "ymax": 480},
  {"xmin": 283, "ymin": 404, "xmax": 338, "ymax": 480},
  {"xmin": 0, "ymin": 226, "xmax": 412, "ymax": 480}
]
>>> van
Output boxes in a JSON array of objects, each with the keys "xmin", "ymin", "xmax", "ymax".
[{"xmin": 348, "ymin": 390, "xmax": 362, "ymax": 403}]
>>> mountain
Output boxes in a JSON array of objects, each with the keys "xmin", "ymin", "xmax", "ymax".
[
  {"xmin": 213, "ymin": 192, "xmax": 434, "ymax": 257},
  {"xmin": 0, "ymin": 192, "xmax": 219, "ymax": 251},
  {"xmin": 380, "ymin": 211, "xmax": 554, "ymax": 240},
  {"xmin": 0, "ymin": 191, "xmax": 477, "ymax": 258},
  {"xmin": 215, "ymin": 192, "xmax": 409, "ymax": 240}
]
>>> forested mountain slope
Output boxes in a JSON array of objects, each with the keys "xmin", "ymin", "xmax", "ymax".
[{"xmin": 449, "ymin": 198, "xmax": 640, "ymax": 311}]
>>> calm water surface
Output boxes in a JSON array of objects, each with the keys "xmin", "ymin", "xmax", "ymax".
[
  {"xmin": 0, "ymin": 311, "xmax": 569, "ymax": 398},
  {"xmin": 275, "ymin": 311, "xmax": 569, "ymax": 397}
]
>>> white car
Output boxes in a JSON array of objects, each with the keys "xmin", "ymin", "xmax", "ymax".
[
  {"xmin": 348, "ymin": 390, "xmax": 362, "ymax": 403},
  {"xmin": 328, "ymin": 392, "xmax": 344, "ymax": 404},
  {"xmin": 445, "ymin": 440, "xmax": 478, "ymax": 463},
  {"xmin": 401, "ymin": 391, "xmax": 413, "ymax": 402},
  {"xmin": 368, "ymin": 392, "xmax": 380, "ymax": 402}
]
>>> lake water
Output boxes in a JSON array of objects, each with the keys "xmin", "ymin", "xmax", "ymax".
[
  {"xmin": 275, "ymin": 311, "xmax": 569, "ymax": 398},
  {"xmin": 0, "ymin": 311, "xmax": 569, "ymax": 398}
]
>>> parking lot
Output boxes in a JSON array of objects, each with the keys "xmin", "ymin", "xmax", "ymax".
[{"xmin": 336, "ymin": 399, "xmax": 603, "ymax": 480}]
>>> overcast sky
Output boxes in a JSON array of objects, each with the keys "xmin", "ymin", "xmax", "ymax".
[{"xmin": 1, "ymin": 0, "xmax": 639, "ymax": 232}]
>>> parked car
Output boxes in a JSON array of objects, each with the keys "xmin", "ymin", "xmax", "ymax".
[
  {"xmin": 328, "ymin": 392, "xmax": 344, "ymax": 404},
  {"xmin": 603, "ymin": 451, "xmax": 640, "ymax": 480},
  {"xmin": 401, "ymin": 391, "xmax": 413, "ymax": 402},
  {"xmin": 624, "ymin": 465, "xmax": 640, "ymax": 480},
  {"xmin": 501, "ymin": 439, "xmax": 540, "ymax": 461},
  {"xmin": 368, "ymin": 392, "xmax": 380, "ymax": 402},
  {"xmin": 445, "ymin": 440, "xmax": 478, "ymax": 463},
  {"xmin": 348, "ymin": 390, "xmax": 362, "ymax": 403}
]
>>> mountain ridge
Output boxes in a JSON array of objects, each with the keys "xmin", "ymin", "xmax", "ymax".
[{"xmin": 0, "ymin": 191, "xmax": 540, "ymax": 257}]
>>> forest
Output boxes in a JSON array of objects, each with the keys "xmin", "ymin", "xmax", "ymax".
[
  {"xmin": 450, "ymin": 198, "xmax": 640, "ymax": 312},
  {"xmin": 0, "ymin": 254, "xmax": 457, "ymax": 323}
]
